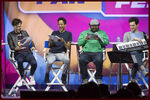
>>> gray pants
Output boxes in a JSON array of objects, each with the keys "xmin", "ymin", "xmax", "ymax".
[{"xmin": 46, "ymin": 52, "xmax": 70, "ymax": 74}]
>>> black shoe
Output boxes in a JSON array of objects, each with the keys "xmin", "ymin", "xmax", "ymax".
[
  {"xmin": 61, "ymin": 74, "xmax": 67, "ymax": 84},
  {"xmin": 45, "ymin": 73, "xmax": 49, "ymax": 83}
]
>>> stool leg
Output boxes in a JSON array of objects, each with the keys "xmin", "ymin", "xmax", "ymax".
[
  {"xmin": 77, "ymin": 65, "xmax": 81, "ymax": 85},
  {"xmin": 67, "ymin": 71, "xmax": 69, "ymax": 88},
  {"xmin": 8, "ymin": 77, "xmax": 21, "ymax": 95},
  {"xmin": 120, "ymin": 63, "xmax": 122, "ymax": 89},
  {"xmin": 117, "ymin": 63, "xmax": 120, "ymax": 91},
  {"xmin": 109, "ymin": 63, "xmax": 113, "ymax": 89}
]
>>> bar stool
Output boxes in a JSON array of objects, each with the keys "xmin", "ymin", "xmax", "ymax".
[
  {"xmin": 43, "ymin": 41, "xmax": 70, "ymax": 92},
  {"xmin": 8, "ymin": 49, "xmax": 37, "ymax": 96},
  {"xmin": 76, "ymin": 44, "xmax": 106, "ymax": 84}
]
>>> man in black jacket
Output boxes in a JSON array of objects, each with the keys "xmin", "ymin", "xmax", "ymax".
[{"xmin": 7, "ymin": 18, "xmax": 37, "ymax": 85}]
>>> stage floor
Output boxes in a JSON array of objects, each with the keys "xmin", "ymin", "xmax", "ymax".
[{"xmin": 1, "ymin": 84, "xmax": 149, "ymax": 98}]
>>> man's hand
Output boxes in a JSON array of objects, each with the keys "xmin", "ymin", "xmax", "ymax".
[
  {"xmin": 49, "ymin": 38, "xmax": 53, "ymax": 42},
  {"xmin": 48, "ymin": 38, "xmax": 53, "ymax": 48},
  {"xmin": 85, "ymin": 36, "xmax": 89, "ymax": 40},
  {"xmin": 31, "ymin": 47, "xmax": 36, "ymax": 51},
  {"xmin": 59, "ymin": 38, "xmax": 65, "ymax": 42},
  {"xmin": 134, "ymin": 38, "xmax": 142, "ymax": 43},
  {"xmin": 15, "ymin": 46, "xmax": 21, "ymax": 51},
  {"xmin": 94, "ymin": 36, "xmax": 99, "ymax": 40},
  {"xmin": 59, "ymin": 38, "xmax": 71, "ymax": 49}
]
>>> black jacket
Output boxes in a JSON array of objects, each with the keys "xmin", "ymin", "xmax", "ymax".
[{"xmin": 7, "ymin": 30, "xmax": 35, "ymax": 51}]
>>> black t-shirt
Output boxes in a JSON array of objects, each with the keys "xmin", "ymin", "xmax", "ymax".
[
  {"xmin": 49, "ymin": 31, "xmax": 72, "ymax": 53},
  {"xmin": 16, "ymin": 32, "xmax": 30, "ymax": 53}
]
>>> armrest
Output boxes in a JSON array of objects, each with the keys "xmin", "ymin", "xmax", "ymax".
[
  {"xmin": 103, "ymin": 49, "xmax": 106, "ymax": 61},
  {"xmin": 43, "ymin": 48, "xmax": 47, "ymax": 61},
  {"xmin": 32, "ymin": 49, "xmax": 38, "ymax": 60},
  {"xmin": 9, "ymin": 50, "xmax": 15, "ymax": 61}
]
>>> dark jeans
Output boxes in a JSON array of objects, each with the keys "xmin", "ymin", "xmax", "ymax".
[
  {"xmin": 79, "ymin": 52, "xmax": 103, "ymax": 80},
  {"xmin": 130, "ymin": 51, "xmax": 143, "ymax": 79},
  {"xmin": 15, "ymin": 51, "xmax": 37, "ymax": 77}
]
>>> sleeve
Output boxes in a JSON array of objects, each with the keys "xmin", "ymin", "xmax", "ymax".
[
  {"xmin": 123, "ymin": 32, "xmax": 128, "ymax": 42},
  {"xmin": 78, "ymin": 31, "xmax": 87, "ymax": 46},
  {"xmin": 51, "ymin": 31, "xmax": 55, "ymax": 35},
  {"xmin": 7, "ymin": 33, "xmax": 15, "ymax": 50},
  {"xmin": 99, "ymin": 31, "xmax": 109, "ymax": 47},
  {"xmin": 68, "ymin": 32, "xmax": 72, "ymax": 42}
]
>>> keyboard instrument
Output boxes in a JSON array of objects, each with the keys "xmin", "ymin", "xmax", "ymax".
[{"xmin": 114, "ymin": 39, "xmax": 148, "ymax": 52}]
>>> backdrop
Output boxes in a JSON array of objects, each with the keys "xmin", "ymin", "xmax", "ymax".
[{"xmin": 2, "ymin": 1, "xmax": 149, "ymax": 85}]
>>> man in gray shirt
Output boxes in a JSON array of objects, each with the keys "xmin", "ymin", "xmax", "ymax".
[{"xmin": 123, "ymin": 17, "xmax": 148, "ymax": 82}]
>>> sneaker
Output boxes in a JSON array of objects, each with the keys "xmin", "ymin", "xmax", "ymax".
[
  {"xmin": 144, "ymin": 72, "xmax": 148, "ymax": 77},
  {"xmin": 45, "ymin": 73, "xmax": 49, "ymax": 83},
  {"xmin": 130, "ymin": 79, "xmax": 137, "ymax": 83},
  {"xmin": 143, "ymin": 71, "xmax": 149, "ymax": 77},
  {"xmin": 29, "ymin": 76, "xmax": 36, "ymax": 85},
  {"xmin": 82, "ymin": 79, "xmax": 88, "ymax": 85},
  {"xmin": 139, "ymin": 65, "xmax": 148, "ymax": 77},
  {"xmin": 96, "ymin": 79, "xmax": 102, "ymax": 84},
  {"xmin": 61, "ymin": 74, "xmax": 67, "ymax": 84}
]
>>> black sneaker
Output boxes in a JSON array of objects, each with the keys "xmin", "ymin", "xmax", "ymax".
[
  {"xmin": 45, "ymin": 73, "xmax": 49, "ymax": 83},
  {"xmin": 61, "ymin": 74, "xmax": 67, "ymax": 84}
]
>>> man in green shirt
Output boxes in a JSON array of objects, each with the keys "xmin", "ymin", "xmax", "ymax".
[{"xmin": 78, "ymin": 19, "xmax": 109, "ymax": 84}]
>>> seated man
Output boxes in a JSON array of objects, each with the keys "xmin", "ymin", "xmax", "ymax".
[
  {"xmin": 45, "ymin": 17, "xmax": 72, "ymax": 84},
  {"xmin": 78, "ymin": 19, "xmax": 109, "ymax": 84},
  {"xmin": 7, "ymin": 18, "xmax": 37, "ymax": 84},
  {"xmin": 123, "ymin": 17, "xmax": 148, "ymax": 82}
]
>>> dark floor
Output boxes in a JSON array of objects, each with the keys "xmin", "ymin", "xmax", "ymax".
[{"xmin": 1, "ymin": 84, "xmax": 149, "ymax": 98}]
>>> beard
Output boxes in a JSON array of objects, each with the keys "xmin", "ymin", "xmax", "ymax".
[
  {"xmin": 91, "ymin": 28, "xmax": 98, "ymax": 33},
  {"xmin": 131, "ymin": 29, "xmax": 136, "ymax": 32}
]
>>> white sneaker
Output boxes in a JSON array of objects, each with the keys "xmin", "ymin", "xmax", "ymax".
[
  {"xmin": 139, "ymin": 65, "xmax": 148, "ymax": 77},
  {"xmin": 29, "ymin": 76, "xmax": 36, "ymax": 85},
  {"xmin": 96, "ymin": 79, "xmax": 102, "ymax": 85},
  {"xmin": 82, "ymin": 79, "xmax": 88, "ymax": 85},
  {"xmin": 143, "ymin": 71, "xmax": 148, "ymax": 77},
  {"xmin": 130, "ymin": 79, "xmax": 137, "ymax": 83}
]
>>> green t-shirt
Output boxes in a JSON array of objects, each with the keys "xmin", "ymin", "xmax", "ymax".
[{"xmin": 78, "ymin": 28, "xmax": 109, "ymax": 52}]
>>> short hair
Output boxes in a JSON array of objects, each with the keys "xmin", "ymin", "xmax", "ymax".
[
  {"xmin": 12, "ymin": 18, "xmax": 22, "ymax": 26},
  {"xmin": 129, "ymin": 17, "xmax": 139, "ymax": 25},
  {"xmin": 57, "ymin": 17, "xmax": 66, "ymax": 25}
]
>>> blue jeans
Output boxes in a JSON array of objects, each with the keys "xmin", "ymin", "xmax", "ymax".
[
  {"xmin": 15, "ymin": 51, "xmax": 37, "ymax": 77},
  {"xmin": 130, "ymin": 51, "xmax": 143, "ymax": 79},
  {"xmin": 79, "ymin": 52, "xmax": 103, "ymax": 80}
]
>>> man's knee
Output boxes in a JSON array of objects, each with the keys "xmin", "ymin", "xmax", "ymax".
[
  {"xmin": 17, "ymin": 58, "xmax": 24, "ymax": 64},
  {"xmin": 63, "ymin": 58, "xmax": 70, "ymax": 64},
  {"xmin": 47, "ymin": 60, "xmax": 54, "ymax": 65},
  {"xmin": 79, "ymin": 56, "xmax": 87, "ymax": 63},
  {"xmin": 30, "ymin": 59, "xmax": 37, "ymax": 67},
  {"xmin": 94, "ymin": 57, "xmax": 103, "ymax": 63}
]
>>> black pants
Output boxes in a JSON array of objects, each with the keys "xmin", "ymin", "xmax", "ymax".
[
  {"xmin": 79, "ymin": 52, "xmax": 103, "ymax": 80},
  {"xmin": 15, "ymin": 51, "xmax": 37, "ymax": 77}
]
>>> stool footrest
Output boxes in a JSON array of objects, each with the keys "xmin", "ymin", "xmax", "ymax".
[{"xmin": 47, "ymin": 83, "xmax": 64, "ymax": 85}]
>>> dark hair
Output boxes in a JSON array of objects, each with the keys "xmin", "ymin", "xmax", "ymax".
[
  {"xmin": 126, "ymin": 82, "xmax": 142, "ymax": 96},
  {"xmin": 12, "ymin": 18, "xmax": 22, "ymax": 26},
  {"xmin": 58, "ymin": 17, "xmax": 66, "ymax": 25},
  {"xmin": 129, "ymin": 17, "xmax": 139, "ymax": 25}
]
